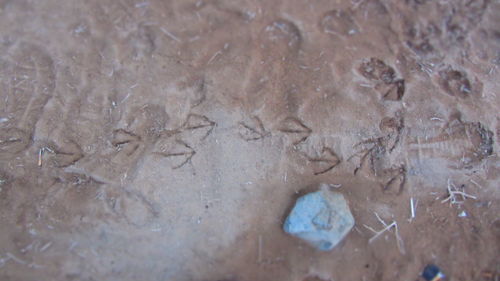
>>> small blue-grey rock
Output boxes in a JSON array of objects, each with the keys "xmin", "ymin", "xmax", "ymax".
[{"xmin": 283, "ymin": 188, "xmax": 355, "ymax": 251}]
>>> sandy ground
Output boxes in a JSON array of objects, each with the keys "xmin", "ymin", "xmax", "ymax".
[{"xmin": 0, "ymin": 0, "xmax": 499, "ymax": 280}]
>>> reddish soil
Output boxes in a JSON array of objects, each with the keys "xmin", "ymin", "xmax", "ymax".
[{"xmin": 0, "ymin": 0, "xmax": 499, "ymax": 280}]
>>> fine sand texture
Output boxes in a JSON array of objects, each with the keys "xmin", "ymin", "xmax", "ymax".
[{"xmin": 0, "ymin": 0, "xmax": 499, "ymax": 280}]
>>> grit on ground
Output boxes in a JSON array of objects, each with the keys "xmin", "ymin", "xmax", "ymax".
[{"xmin": 0, "ymin": 0, "xmax": 499, "ymax": 280}]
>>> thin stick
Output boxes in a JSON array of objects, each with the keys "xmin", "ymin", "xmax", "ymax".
[
  {"xmin": 367, "ymin": 221, "xmax": 396, "ymax": 243},
  {"xmin": 44, "ymin": 147, "xmax": 54, "ymax": 153},
  {"xmin": 374, "ymin": 212, "xmax": 388, "ymax": 227},
  {"xmin": 469, "ymin": 179, "xmax": 482, "ymax": 189},
  {"xmin": 452, "ymin": 191, "xmax": 476, "ymax": 200},
  {"xmin": 363, "ymin": 224, "xmax": 378, "ymax": 234},
  {"xmin": 441, "ymin": 178, "xmax": 477, "ymax": 204},
  {"xmin": 40, "ymin": 242, "xmax": 52, "ymax": 252},
  {"xmin": 6, "ymin": 252, "xmax": 26, "ymax": 265},
  {"xmin": 430, "ymin": 117, "xmax": 444, "ymax": 122},
  {"xmin": 20, "ymin": 242, "xmax": 34, "ymax": 253},
  {"xmin": 38, "ymin": 148, "xmax": 43, "ymax": 166},
  {"xmin": 365, "ymin": 214, "xmax": 406, "ymax": 254},
  {"xmin": 410, "ymin": 198, "xmax": 416, "ymax": 219},
  {"xmin": 393, "ymin": 224, "xmax": 406, "ymax": 254},
  {"xmin": 207, "ymin": 50, "xmax": 222, "ymax": 65},
  {"xmin": 160, "ymin": 27, "xmax": 181, "ymax": 42}
]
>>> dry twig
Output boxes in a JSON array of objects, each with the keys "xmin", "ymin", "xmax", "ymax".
[
  {"xmin": 441, "ymin": 178, "xmax": 476, "ymax": 205},
  {"xmin": 364, "ymin": 212, "xmax": 405, "ymax": 254}
]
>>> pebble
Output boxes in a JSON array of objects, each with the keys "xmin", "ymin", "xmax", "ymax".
[{"xmin": 283, "ymin": 187, "xmax": 355, "ymax": 251}]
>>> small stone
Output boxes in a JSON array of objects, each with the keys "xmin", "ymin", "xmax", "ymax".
[
  {"xmin": 422, "ymin": 264, "xmax": 445, "ymax": 281},
  {"xmin": 283, "ymin": 187, "xmax": 355, "ymax": 251}
]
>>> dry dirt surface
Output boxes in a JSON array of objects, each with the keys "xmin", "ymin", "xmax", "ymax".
[{"xmin": 0, "ymin": 0, "xmax": 499, "ymax": 280}]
